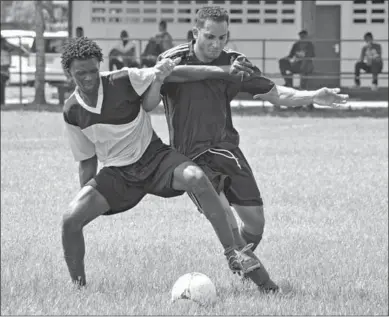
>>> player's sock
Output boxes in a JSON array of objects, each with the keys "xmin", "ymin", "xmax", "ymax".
[
  {"xmin": 232, "ymin": 227, "xmax": 246, "ymax": 249},
  {"xmin": 62, "ymin": 228, "xmax": 87, "ymax": 286},
  {"xmin": 240, "ymin": 226, "xmax": 263, "ymax": 252},
  {"xmin": 194, "ymin": 188, "xmax": 239, "ymax": 256}
]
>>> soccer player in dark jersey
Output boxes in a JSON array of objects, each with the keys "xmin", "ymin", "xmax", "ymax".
[
  {"xmin": 60, "ymin": 37, "xmax": 264, "ymax": 287},
  {"xmin": 157, "ymin": 6, "xmax": 349, "ymax": 292}
]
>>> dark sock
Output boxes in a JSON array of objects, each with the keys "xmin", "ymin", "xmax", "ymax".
[
  {"xmin": 193, "ymin": 188, "xmax": 238, "ymax": 256},
  {"xmin": 240, "ymin": 226, "xmax": 263, "ymax": 252},
  {"xmin": 232, "ymin": 227, "xmax": 246, "ymax": 249}
]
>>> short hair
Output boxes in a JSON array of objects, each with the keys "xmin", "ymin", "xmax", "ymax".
[
  {"xmin": 61, "ymin": 37, "xmax": 103, "ymax": 72},
  {"xmin": 364, "ymin": 32, "xmax": 373, "ymax": 39},
  {"xmin": 120, "ymin": 30, "xmax": 128, "ymax": 38},
  {"xmin": 159, "ymin": 20, "xmax": 167, "ymax": 28},
  {"xmin": 195, "ymin": 6, "xmax": 229, "ymax": 28}
]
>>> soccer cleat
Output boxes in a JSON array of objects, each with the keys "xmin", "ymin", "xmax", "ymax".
[{"xmin": 227, "ymin": 243, "xmax": 262, "ymax": 274}]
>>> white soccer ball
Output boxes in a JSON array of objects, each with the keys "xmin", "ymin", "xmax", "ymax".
[{"xmin": 171, "ymin": 272, "xmax": 217, "ymax": 306}]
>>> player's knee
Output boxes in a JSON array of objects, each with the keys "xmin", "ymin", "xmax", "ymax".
[
  {"xmin": 62, "ymin": 200, "xmax": 84, "ymax": 233},
  {"xmin": 239, "ymin": 205, "xmax": 265, "ymax": 235},
  {"xmin": 181, "ymin": 165, "xmax": 208, "ymax": 191}
]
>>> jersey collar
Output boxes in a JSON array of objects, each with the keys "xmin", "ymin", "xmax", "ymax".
[{"xmin": 74, "ymin": 76, "xmax": 103, "ymax": 114}]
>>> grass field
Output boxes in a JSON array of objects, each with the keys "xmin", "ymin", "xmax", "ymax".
[{"xmin": 1, "ymin": 111, "xmax": 388, "ymax": 315}]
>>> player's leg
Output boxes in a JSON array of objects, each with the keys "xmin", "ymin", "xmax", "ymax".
[
  {"xmin": 62, "ymin": 166, "xmax": 145, "ymax": 286},
  {"xmin": 203, "ymin": 148, "xmax": 278, "ymax": 292},
  {"xmin": 62, "ymin": 186, "xmax": 110, "ymax": 286},
  {"xmin": 170, "ymin": 161, "xmax": 260, "ymax": 274},
  {"xmin": 141, "ymin": 140, "xmax": 262, "ymax": 275}
]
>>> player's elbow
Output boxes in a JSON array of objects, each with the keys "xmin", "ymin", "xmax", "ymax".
[{"xmin": 253, "ymin": 85, "xmax": 280, "ymax": 105}]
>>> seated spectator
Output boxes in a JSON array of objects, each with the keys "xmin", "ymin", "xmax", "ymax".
[
  {"xmin": 108, "ymin": 30, "xmax": 139, "ymax": 71},
  {"xmin": 279, "ymin": 30, "xmax": 315, "ymax": 89},
  {"xmin": 140, "ymin": 37, "xmax": 163, "ymax": 68},
  {"xmin": 1, "ymin": 36, "xmax": 28, "ymax": 106},
  {"xmin": 157, "ymin": 20, "xmax": 174, "ymax": 52},
  {"xmin": 75, "ymin": 27, "xmax": 84, "ymax": 38},
  {"xmin": 354, "ymin": 32, "xmax": 383, "ymax": 91}
]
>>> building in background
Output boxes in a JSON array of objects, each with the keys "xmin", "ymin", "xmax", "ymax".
[{"xmin": 70, "ymin": 0, "xmax": 388, "ymax": 87}]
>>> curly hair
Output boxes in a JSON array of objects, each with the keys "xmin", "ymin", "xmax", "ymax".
[
  {"xmin": 61, "ymin": 36, "xmax": 104, "ymax": 71},
  {"xmin": 195, "ymin": 6, "xmax": 229, "ymax": 28}
]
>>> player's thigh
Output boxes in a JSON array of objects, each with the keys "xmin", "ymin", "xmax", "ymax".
[
  {"xmin": 64, "ymin": 185, "xmax": 110, "ymax": 230},
  {"xmin": 223, "ymin": 147, "xmax": 264, "ymax": 208},
  {"xmin": 87, "ymin": 166, "xmax": 146, "ymax": 216},
  {"xmin": 145, "ymin": 146, "xmax": 193, "ymax": 197}
]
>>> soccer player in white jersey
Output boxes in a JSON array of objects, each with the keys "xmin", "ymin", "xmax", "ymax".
[
  {"xmin": 157, "ymin": 6, "xmax": 349, "ymax": 292},
  {"xmin": 61, "ymin": 37, "xmax": 264, "ymax": 287}
]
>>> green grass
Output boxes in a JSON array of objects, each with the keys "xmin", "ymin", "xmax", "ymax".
[{"xmin": 1, "ymin": 111, "xmax": 388, "ymax": 315}]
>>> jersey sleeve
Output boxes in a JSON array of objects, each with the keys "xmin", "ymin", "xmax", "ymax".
[
  {"xmin": 64, "ymin": 122, "xmax": 96, "ymax": 162},
  {"xmin": 228, "ymin": 53, "xmax": 275, "ymax": 95},
  {"xmin": 127, "ymin": 67, "xmax": 156, "ymax": 96}
]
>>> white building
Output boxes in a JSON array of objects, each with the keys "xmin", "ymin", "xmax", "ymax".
[{"xmin": 71, "ymin": 0, "xmax": 388, "ymax": 87}]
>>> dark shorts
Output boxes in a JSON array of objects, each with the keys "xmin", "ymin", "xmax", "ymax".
[
  {"xmin": 87, "ymin": 138, "xmax": 189, "ymax": 215},
  {"xmin": 189, "ymin": 147, "xmax": 263, "ymax": 208}
]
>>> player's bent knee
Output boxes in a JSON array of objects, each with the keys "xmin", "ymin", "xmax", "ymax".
[
  {"xmin": 173, "ymin": 162, "xmax": 208, "ymax": 191},
  {"xmin": 62, "ymin": 186, "xmax": 109, "ymax": 232}
]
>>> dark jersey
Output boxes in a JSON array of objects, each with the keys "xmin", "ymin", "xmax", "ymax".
[{"xmin": 158, "ymin": 41, "xmax": 275, "ymax": 159}]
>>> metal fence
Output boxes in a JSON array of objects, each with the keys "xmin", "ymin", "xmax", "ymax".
[{"xmin": 4, "ymin": 37, "xmax": 388, "ymax": 104}]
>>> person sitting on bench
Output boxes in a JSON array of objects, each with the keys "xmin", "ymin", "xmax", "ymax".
[
  {"xmin": 354, "ymin": 32, "xmax": 383, "ymax": 91},
  {"xmin": 279, "ymin": 30, "xmax": 315, "ymax": 89}
]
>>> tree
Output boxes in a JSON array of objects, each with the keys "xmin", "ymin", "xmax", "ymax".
[
  {"xmin": 33, "ymin": 0, "xmax": 47, "ymax": 105},
  {"xmin": 33, "ymin": 0, "xmax": 55, "ymax": 105}
]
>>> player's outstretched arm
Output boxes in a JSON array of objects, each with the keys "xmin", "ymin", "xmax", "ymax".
[
  {"xmin": 254, "ymin": 85, "xmax": 349, "ymax": 108},
  {"xmin": 165, "ymin": 65, "xmax": 246, "ymax": 83}
]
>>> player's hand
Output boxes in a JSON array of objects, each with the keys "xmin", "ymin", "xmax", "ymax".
[
  {"xmin": 154, "ymin": 57, "xmax": 182, "ymax": 82},
  {"xmin": 313, "ymin": 88, "xmax": 349, "ymax": 108},
  {"xmin": 230, "ymin": 55, "xmax": 254, "ymax": 80}
]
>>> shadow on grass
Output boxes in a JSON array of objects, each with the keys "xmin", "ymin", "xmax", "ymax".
[{"xmin": 1, "ymin": 103, "xmax": 388, "ymax": 118}]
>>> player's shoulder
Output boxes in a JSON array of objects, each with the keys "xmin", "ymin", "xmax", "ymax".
[
  {"xmin": 100, "ymin": 68, "xmax": 129, "ymax": 83},
  {"xmin": 63, "ymin": 91, "xmax": 80, "ymax": 125},
  {"xmin": 159, "ymin": 42, "xmax": 191, "ymax": 60}
]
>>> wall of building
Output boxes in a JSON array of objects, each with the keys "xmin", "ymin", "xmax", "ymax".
[{"xmin": 72, "ymin": 0, "xmax": 388, "ymax": 87}]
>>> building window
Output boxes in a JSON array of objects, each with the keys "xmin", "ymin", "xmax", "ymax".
[
  {"xmin": 178, "ymin": 18, "xmax": 192, "ymax": 23},
  {"xmin": 282, "ymin": 18, "xmax": 294, "ymax": 24},
  {"xmin": 247, "ymin": 18, "xmax": 260, "ymax": 23}
]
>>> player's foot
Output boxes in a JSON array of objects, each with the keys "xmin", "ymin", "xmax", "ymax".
[
  {"xmin": 227, "ymin": 243, "xmax": 261, "ymax": 274},
  {"xmin": 371, "ymin": 84, "xmax": 378, "ymax": 91},
  {"xmin": 238, "ymin": 251, "xmax": 280, "ymax": 293}
]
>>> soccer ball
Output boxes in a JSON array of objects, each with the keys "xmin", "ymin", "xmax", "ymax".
[{"xmin": 171, "ymin": 272, "xmax": 217, "ymax": 306}]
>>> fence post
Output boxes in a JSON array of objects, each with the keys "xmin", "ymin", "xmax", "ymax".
[
  {"xmin": 262, "ymin": 39, "xmax": 266, "ymax": 108},
  {"xmin": 18, "ymin": 36, "xmax": 23, "ymax": 105}
]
